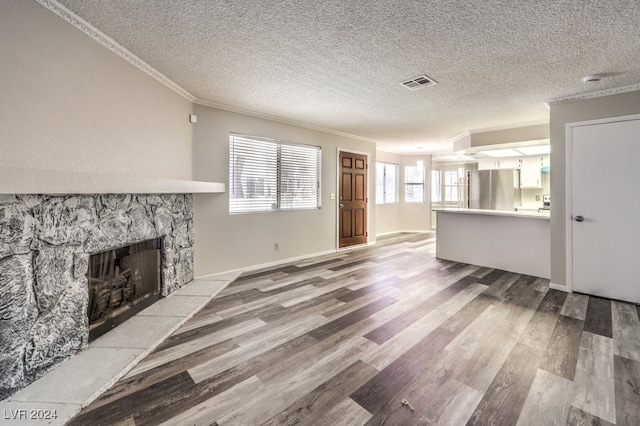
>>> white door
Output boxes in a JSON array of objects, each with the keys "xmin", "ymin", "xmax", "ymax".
[{"xmin": 570, "ymin": 117, "xmax": 640, "ymax": 303}]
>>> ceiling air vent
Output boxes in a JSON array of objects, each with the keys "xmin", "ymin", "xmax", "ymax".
[{"xmin": 400, "ymin": 75, "xmax": 438, "ymax": 90}]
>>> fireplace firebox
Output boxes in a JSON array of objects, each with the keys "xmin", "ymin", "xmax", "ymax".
[{"xmin": 87, "ymin": 238, "xmax": 162, "ymax": 341}]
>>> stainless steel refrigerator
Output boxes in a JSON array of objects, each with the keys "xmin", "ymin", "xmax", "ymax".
[{"xmin": 469, "ymin": 169, "xmax": 515, "ymax": 211}]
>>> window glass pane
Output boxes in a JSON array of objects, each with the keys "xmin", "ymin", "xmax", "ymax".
[
  {"xmin": 376, "ymin": 163, "xmax": 385, "ymax": 204},
  {"xmin": 431, "ymin": 169, "xmax": 441, "ymax": 202},
  {"xmin": 405, "ymin": 165, "xmax": 424, "ymax": 183},
  {"xmin": 384, "ymin": 165, "xmax": 397, "ymax": 203},
  {"xmin": 375, "ymin": 162, "xmax": 398, "ymax": 204},
  {"xmin": 445, "ymin": 186, "xmax": 458, "ymax": 201},
  {"xmin": 444, "ymin": 170, "xmax": 459, "ymax": 202},
  {"xmin": 405, "ymin": 165, "xmax": 424, "ymax": 203},
  {"xmin": 445, "ymin": 170, "xmax": 456, "ymax": 186}
]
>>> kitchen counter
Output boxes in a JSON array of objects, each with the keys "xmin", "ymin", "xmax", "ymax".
[
  {"xmin": 435, "ymin": 208, "xmax": 550, "ymax": 278},
  {"xmin": 434, "ymin": 207, "xmax": 550, "ymax": 219}
]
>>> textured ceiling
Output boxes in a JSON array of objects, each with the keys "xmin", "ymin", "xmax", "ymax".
[{"xmin": 53, "ymin": 0, "xmax": 640, "ymax": 153}]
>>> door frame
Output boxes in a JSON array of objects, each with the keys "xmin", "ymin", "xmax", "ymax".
[
  {"xmin": 336, "ymin": 148, "xmax": 371, "ymax": 250},
  {"xmin": 564, "ymin": 113, "xmax": 640, "ymax": 292}
]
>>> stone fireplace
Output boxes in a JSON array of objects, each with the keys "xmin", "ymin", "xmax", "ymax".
[{"xmin": 0, "ymin": 193, "xmax": 194, "ymax": 400}]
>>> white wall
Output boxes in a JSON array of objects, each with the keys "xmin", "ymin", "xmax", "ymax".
[
  {"xmin": 0, "ymin": 0, "xmax": 193, "ymax": 180},
  {"xmin": 191, "ymin": 105, "xmax": 377, "ymax": 276}
]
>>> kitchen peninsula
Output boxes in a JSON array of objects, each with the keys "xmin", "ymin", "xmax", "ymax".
[{"xmin": 435, "ymin": 208, "xmax": 550, "ymax": 279}]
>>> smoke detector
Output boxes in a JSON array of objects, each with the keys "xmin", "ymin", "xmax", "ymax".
[{"xmin": 401, "ymin": 75, "xmax": 438, "ymax": 90}]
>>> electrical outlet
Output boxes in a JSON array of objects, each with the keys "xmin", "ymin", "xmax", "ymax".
[
  {"xmin": 535, "ymin": 195, "xmax": 540, "ymax": 201},
  {"xmin": 274, "ymin": 243, "xmax": 279, "ymax": 251}
]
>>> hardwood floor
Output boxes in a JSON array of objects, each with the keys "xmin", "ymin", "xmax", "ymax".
[{"xmin": 68, "ymin": 233, "xmax": 640, "ymax": 425}]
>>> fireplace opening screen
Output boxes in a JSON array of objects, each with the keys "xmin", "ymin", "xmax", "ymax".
[{"xmin": 87, "ymin": 238, "xmax": 162, "ymax": 341}]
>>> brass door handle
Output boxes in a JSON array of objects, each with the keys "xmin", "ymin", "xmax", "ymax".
[{"xmin": 339, "ymin": 204, "xmax": 344, "ymax": 208}]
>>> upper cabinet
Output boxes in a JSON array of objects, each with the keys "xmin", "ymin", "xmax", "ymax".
[
  {"xmin": 497, "ymin": 158, "xmax": 520, "ymax": 169},
  {"xmin": 477, "ymin": 154, "xmax": 549, "ymax": 189},
  {"xmin": 478, "ymin": 158, "xmax": 520, "ymax": 170},
  {"xmin": 477, "ymin": 159, "xmax": 497, "ymax": 170},
  {"xmin": 519, "ymin": 157, "xmax": 544, "ymax": 188},
  {"xmin": 542, "ymin": 155, "xmax": 550, "ymax": 168}
]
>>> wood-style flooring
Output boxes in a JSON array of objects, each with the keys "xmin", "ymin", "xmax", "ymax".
[{"xmin": 68, "ymin": 233, "xmax": 640, "ymax": 425}]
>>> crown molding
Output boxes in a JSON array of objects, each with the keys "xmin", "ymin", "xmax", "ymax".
[
  {"xmin": 548, "ymin": 83, "xmax": 640, "ymax": 105},
  {"xmin": 35, "ymin": 0, "xmax": 196, "ymax": 102},
  {"xmin": 468, "ymin": 120, "xmax": 549, "ymax": 134}
]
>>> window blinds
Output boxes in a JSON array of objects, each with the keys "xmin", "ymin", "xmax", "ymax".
[
  {"xmin": 229, "ymin": 134, "xmax": 320, "ymax": 213},
  {"xmin": 405, "ymin": 165, "xmax": 425, "ymax": 203}
]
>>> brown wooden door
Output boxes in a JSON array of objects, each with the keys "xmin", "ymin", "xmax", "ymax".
[{"xmin": 339, "ymin": 151, "xmax": 368, "ymax": 248}]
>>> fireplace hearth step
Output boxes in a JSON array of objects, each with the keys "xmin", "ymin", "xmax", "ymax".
[{"xmin": 0, "ymin": 271, "xmax": 240, "ymax": 426}]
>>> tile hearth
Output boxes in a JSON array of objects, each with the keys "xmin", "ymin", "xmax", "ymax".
[{"xmin": 0, "ymin": 271, "xmax": 239, "ymax": 426}]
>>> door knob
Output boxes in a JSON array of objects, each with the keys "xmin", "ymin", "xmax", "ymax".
[
  {"xmin": 339, "ymin": 203, "xmax": 344, "ymax": 208},
  {"xmin": 575, "ymin": 215, "xmax": 584, "ymax": 222}
]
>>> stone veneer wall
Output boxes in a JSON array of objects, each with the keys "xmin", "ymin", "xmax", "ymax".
[{"xmin": 0, "ymin": 193, "xmax": 194, "ymax": 400}]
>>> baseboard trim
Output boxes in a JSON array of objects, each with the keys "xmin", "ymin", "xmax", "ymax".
[
  {"xmin": 549, "ymin": 282, "xmax": 570, "ymax": 292},
  {"xmin": 197, "ymin": 249, "xmax": 340, "ymax": 279},
  {"xmin": 376, "ymin": 230, "xmax": 432, "ymax": 237}
]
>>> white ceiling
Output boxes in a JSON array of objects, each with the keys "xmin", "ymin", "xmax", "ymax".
[{"xmin": 53, "ymin": 0, "xmax": 640, "ymax": 153}]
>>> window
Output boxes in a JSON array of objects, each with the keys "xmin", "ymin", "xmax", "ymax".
[
  {"xmin": 405, "ymin": 165, "xmax": 425, "ymax": 203},
  {"xmin": 376, "ymin": 162, "xmax": 398, "ymax": 204},
  {"xmin": 229, "ymin": 134, "xmax": 321, "ymax": 213},
  {"xmin": 444, "ymin": 170, "xmax": 459, "ymax": 202},
  {"xmin": 431, "ymin": 169, "xmax": 441, "ymax": 202}
]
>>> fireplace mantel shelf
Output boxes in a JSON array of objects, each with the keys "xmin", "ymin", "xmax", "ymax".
[{"xmin": 0, "ymin": 166, "xmax": 225, "ymax": 194}]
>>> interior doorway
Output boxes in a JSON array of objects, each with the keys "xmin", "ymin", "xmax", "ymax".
[
  {"xmin": 338, "ymin": 150, "xmax": 368, "ymax": 248},
  {"xmin": 567, "ymin": 114, "xmax": 640, "ymax": 303}
]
